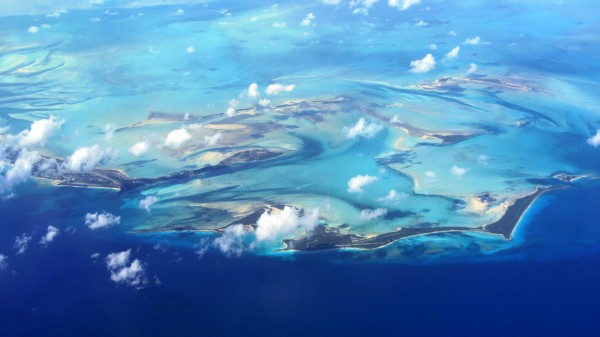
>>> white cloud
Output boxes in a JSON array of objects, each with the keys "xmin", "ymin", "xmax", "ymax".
[
  {"xmin": 424, "ymin": 170, "xmax": 437, "ymax": 183},
  {"xmin": 139, "ymin": 195, "xmax": 158, "ymax": 211},
  {"xmin": 163, "ymin": 128, "xmax": 192, "ymax": 150},
  {"xmin": 301, "ymin": 12, "xmax": 316, "ymax": 26},
  {"xmin": 467, "ymin": 63, "xmax": 478, "ymax": 74},
  {"xmin": 0, "ymin": 254, "xmax": 7, "ymax": 271},
  {"xmin": 186, "ymin": 45, "xmax": 195, "ymax": 53},
  {"xmin": 129, "ymin": 141, "xmax": 150, "ymax": 156},
  {"xmin": 204, "ymin": 132, "xmax": 223, "ymax": 146},
  {"xmin": 248, "ymin": 83, "xmax": 259, "ymax": 97},
  {"xmin": 449, "ymin": 30, "xmax": 457, "ymax": 36},
  {"xmin": 28, "ymin": 26, "xmax": 39, "ymax": 34},
  {"xmin": 429, "ymin": 43, "xmax": 438, "ymax": 50},
  {"xmin": 416, "ymin": 20, "xmax": 428, "ymax": 27},
  {"xmin": 272, "ymin": 22, "xmax": 286, "ymax": 28},
  {"xmin": 85, "ymin": 211, "xmax": 121, "ymax": 230},
  {"xmin": 259, "ymin": 99, "xmax": 271, "ymax": 107},
  {"xmin": 214, "ymin": 224, "xmax": 246, "ymax": 256},
  {"xmin": 389, "ymin": 0, "xmax": 421, "ymax": 10},
  {"xmin": 105, "ymin": 249, "xmax": 147, "ymax": 287},
  {"xmin": 1, "ymin": 149, "xmax": 41, "ymax": 195},
  {"xmin": 463, "ymin": 36, "xmax": 483, "ymax": 45},
  {"xmin": 347, "ymin": 174, "xmax": 377, "ymax": 193},
  {"xmin": 40, "ymin": 225, "xmax": 59, "ymax": 245},
  {"xmin": 410, "ymin": 53, "xmax": 436, "ymax": 73},
  {"xmin": 14, "ymin": 233, "xmax": 32, "ymax": 254},
  {"xmin": 62, "ymin": 145, "xmax": 114, "ymax": 172},
  {"xmin": 265, "ymin": 83, "xmax": 295, "ymax": 95},
  {"xmin": 359, "ymin": 208, "xmax": 388, "ymax": 221},
  {"xmin": 176, "ymin": 8, "xmax": 184, "ymax": 15},
  {"xmin": 322, "ymin": 0, "xmax": 341, "ymax": 4},
  {"xmin": 255, "ymin": 206, "xmax": 319, "ymax": 242},
  {"xmin": 378, "ymin": 189, "xmax": 408, "ymax": 204},
  {"xmin": 104, "ymin": 123, "xmax": 116, "ymax": 140},
  {"xmin": 446, "ymin": 46, "xmax": 460, "ymax": 59},
  {"xmin": 477, "ymin": 154, "xmax": 489, "ymax": 164},
  {"xmin": 587, "ymin": 130, "xmax": 600, "ymax": 147},
  {"xmin": 16, "ymin": 115, "xmax": 64, "ymax": 147},
  {"xmin": 226, "ymin": 99, "xmax": 238, "ymax": 117},
  {"xmin": 451, "ymin": 165, "xmax": 468, "ymax": 178},
  {"xmin": 344, "ymin": 118, "xmax": 383, "ymax": 139}
]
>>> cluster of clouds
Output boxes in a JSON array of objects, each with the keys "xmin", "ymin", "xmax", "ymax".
[
  {"xmin": 62, "ymin": 145, "xmax": 116, "ymax": 173},
  {"xmin": 85, "ymin": 211, "xmax": 121, "ymax": 230},
  {"xmin": 105, "ymin": 249, "xmax": 147, "ymax": 287},
  {"xmin": 344, "ymin": 118, "xmax": 383, "ymax": 139},
  {"xmin": 322, "ymin": 0, "xmax": 421, "ymax": 15},
  {"xmin": 0, "ymin": 115, "xmax": 124, "ymax": 197},
  {"xmin": 11, "ymin": 225, "xmax": 60, "ymax": 256},
  {"xmin": 162, "ymin": 123, "xmax": 225, "ymax": 151},
  {"xmin": 359, "ymin": 208, "xmax": 388, "ymax": 221},
  {"xmin": 214, "ymin": 206, "xmax": 321, "ymax": 256}
]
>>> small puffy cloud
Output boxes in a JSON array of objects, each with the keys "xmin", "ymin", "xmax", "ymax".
[
  {"xmin": 446, "ymin": 46, "xmax": 460, "ymax": 59},
  {"xmin": 477, "ymin": 154, "xmax": 489, "ymax": 164},
  {"xmin": 449, "ymin": 30, "xmax": 457, "ymax": 36},
  {"xmin": 186, "ymin": 45, "xmax": 195, "ymax": 53},
  {"xmin": 14, "ymin": 233, "xmax": 32, "ymax": 255},
  {"xmin": 226, "ymin": 99, "xmax": 238, "ymax": 117},
  {"xmin": 204, "ymin": 132, "xmax": 223, "ymax": 146},
  {"xmin": 40, "ymin": 225, "xmax": 59, "ymax": 246},
  {"xmin": 255, "ymin": 206, "xmax": 319, "ymax": 241},
  {"xmin": 416, "ymin": 20, "xmax": 428, "ymax": 27},
  {"xmin": 348, "ymin": 174, "xmax": 378, "ymax": 193},
  {"xmin": 28, "ymin": 26, "xmax": 39, "ymax": 34},
  {"xmin": 322, "ymin": 0, "xmax": 341, "ymax": 4},
  {"xmin": 344, "ymin": 118, "xmax": 383, "ymax": 139},
  {"xmin": 214, "ymin": 224, "xmax": 246, "ymax": 256},
  {"xmin": 378, "ymin": 189, "xmax": 408, "ymax": 204},
  {"xmin": 359, "ymin": 208, "xmax": 388, "ymax": 221},
  {"xmin": 248, "ymin": 83, "xmax": 259, "ymax": 97},
  {"xmin": 105, "ymin": 249, "xmax": 147, "ymax": 287},
  {"xmin": 176, "ymin": 8, "xmax": 184, "ymax": 15},
  {"xmin": 265, "ymin": 83, "xmax": 295, "ymax": 95},
  {"xmin": 104, "ymin": 123, "xmax": 116, "ymax": 140},
  {"xmin": 424, "ymin": 170, "xmax": 437, "ymax": 183},
  {"xmin": 467, "ymin": 62, "xmax": 478, "ymax": 74},
  {"xmin": 85, "ymin": 211, "xmax": 121, "ymax": 230},
  {"xmin": 1, "ymin": 149, "xmax": 41, "ymax": 195},
  {"xmin": 389, "ymin": 0, "xmax": 421, "ymax": 10},
  {"xmin": 259, "ymin": 99, "xmax": 271, "ymax": 107},
  {"xmin": 301, "ymin": 12, "xmax": 316, "ymax": 26},
  {"xmin": 0, "ymin": 254, "xmax": 7, "ymax": 271},
  {"xmin": 410, "ymin": 53, "xmax": 436, "ymax": 73},
  {"xmin": 139, "ymin": 195, "xmax": 158, "ymax": 211},
  {"xmin": 164, "ymin": 128, "xmax": 192, "ymax": 150},
  {"xmin": 129, "ymin": 141, "xmax": 150, "ymax": 156},
  {"xmin": 463, "ymin": 36, "xmax": 483, "ymax": 45},
  {"xmin": 451, "ymin": 165, "xmax": 468, "ymax": 178},
  {"xmin": 587, "ymin": 130, "xmax": 600, "ymax": 147},
  {"xmin": 16, "ymin": 115, "xmax": 64, "ymax": 147},
  {"xmin": 429, "ymin": 43, "xmax": 438, "ymax": 50},
  {"xmin": 272, "ymin": 22, "xmax": 287, "ymax": 28},
  {"xmin": 62, "ymin": 145, "xmax": 114, "ymax": 172}
]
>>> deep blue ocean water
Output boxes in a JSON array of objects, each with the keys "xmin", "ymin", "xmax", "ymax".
[{"xmin": 1, "ymin": 180, "xmax": 600, "ymax": 337}]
